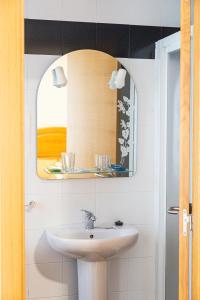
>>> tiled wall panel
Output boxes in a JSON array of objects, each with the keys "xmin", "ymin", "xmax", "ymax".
[
  {"xmin": 25, "ymin": 0, "xmax": 180, "ymax": 27},
  {"xmin": 25, "ymin": 55, "xmax": 156, "ymax": 300},
  {"xmin": 25, "ymin": 19, "xmax": 179, "ymax": 58},
  {"xmin": 24, "ymin": 1, "xmax": 166, "ymax": 298}
]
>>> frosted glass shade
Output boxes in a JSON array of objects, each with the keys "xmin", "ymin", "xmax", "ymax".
[
  {"xmin": 52, "ymin": 66, "xmax": 67, "ymax": 88},
  {"xmin": 115, "ymin": 68, "xmax": 127, "ymax": 89}
]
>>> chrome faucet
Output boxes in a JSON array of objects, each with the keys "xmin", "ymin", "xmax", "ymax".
[{"xmin": 81, "ymin": 209, "xmax": 96, "ymax": 230}]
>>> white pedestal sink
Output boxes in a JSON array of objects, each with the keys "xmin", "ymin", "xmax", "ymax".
[{"xmin": 46, "ymin": 225, "xmax": 138, "ymax": 300}]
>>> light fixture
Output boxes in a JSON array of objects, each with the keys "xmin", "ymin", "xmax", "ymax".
[
  {"xmin": 109, "ymin": 70, "xmax": 118, "ymax": 89},
  {"xmin": 108, "ymin": 68, "xmax": 127, "ymax": 90},
  {"xmin": 52, "ymin": 66, "xmax": 67, "ymax": 88},
  {"xmin": 115, "ymin": 68, "xmax": 127, "ymax": 89}
]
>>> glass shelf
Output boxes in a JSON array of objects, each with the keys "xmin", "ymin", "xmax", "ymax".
[{"xmin": 44, "ymin": 167, "xmax": 133, "ymax": 176}]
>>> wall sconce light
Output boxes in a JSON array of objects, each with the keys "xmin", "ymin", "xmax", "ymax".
[
  {"xmin": 108, "ymin": 68, "xmax": 127, "ymax": 90},
  {"xmin": 115, "ymin": 68, "xmax": 127, "ymax": 89},
  {"xmin": 109, "ymin": 70, "xmax": 118, "ymax": 89},
  {"xmin": 52, "ymin": 66, "xmax": 67, "ymax": 88}
]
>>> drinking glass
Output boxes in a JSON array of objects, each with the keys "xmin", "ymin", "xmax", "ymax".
[
  {"xmin": 95, "ymin": 154, "xmax": 111, "ymax": 170},
  {"xmin": 61, "ymin": 152, "xmax": 75, "ymax": 172}
]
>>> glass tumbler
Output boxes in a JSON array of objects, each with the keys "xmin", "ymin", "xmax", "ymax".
[
  {"xmin": 61, "ymin": 152, "xmax": 75, "ymax": 172},
  {"xmin": 95, "ymin": 154, "xmax": 111, "ymax": 170}
]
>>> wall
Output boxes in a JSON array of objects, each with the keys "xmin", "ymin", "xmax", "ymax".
[
  {"xmin": 24, "ymin": 0, "xmax": 180, "ymax": 27},
  {"xmin": 25, "ymin": 54, "xmax": 156, "ymax": 300},
  {"xmin": 25, "ymin": 0, "xmax": 180, "ymax": 299}
]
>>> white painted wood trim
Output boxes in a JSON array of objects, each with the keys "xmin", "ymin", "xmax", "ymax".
[{"xmin": 154, "ymin": 31, "xmax": 181, "ymax": 300}]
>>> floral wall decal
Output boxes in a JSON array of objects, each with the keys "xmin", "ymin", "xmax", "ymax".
[{"xmin": 117, "ymin": 96, "xmax": 131, "ymax": 165}]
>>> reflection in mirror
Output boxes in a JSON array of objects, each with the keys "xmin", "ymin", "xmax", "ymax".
[{"xmin": 37, "ymin": 50, "xmax": 137, "ymax": 179}]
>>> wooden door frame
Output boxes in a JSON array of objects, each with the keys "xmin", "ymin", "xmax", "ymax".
[
  {"xmin": 179, "ymin": 0, "xmax": 191, "ymax": 299},
  {"xmin": 0, "ymin": 0, "xmax": 25, "ymax": 300},
  {"xmin": 192, "ymin": 0, "xmax": 200, "ymax": 298}
]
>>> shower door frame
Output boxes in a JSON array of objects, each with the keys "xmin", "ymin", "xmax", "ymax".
[{"xmin": 155, "ymin": 31, "xmax": 181, "ymax": 300}]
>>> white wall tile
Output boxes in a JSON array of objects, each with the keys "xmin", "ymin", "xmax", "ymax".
[
  {"xmin": 25, "ymin": 0, "xmax": 62, "ymax": 20},
  {"xmin": 61, "ymin": 179, "xmax": 96, "ymax": 195},
  {"xmin": 129, "ymin": 174, "xmax": 154, "ymax": 192},
  {"xmin": 27, "ymin": 263, "xmax": 63, "ymax": 298},
  {"xmin": 24, "ymin": 90, "xmax": 36, "ymax": 160},
  {"xmin": 25, "ymin": 90, "xmax": 31, "ymax": 195},
  {"xmin": 95, "ymin": 177, "xmax": 137, "ymax": 194},
  {"xmin": 128, "ymin": 258, "xmax": 155, "ymax": 292},
  {"xmin": 96, "ymin": 192, "xmax": 154, "ymax": 225},
  {"xmin": 25, "ymin": 0, "xmax": 97, "ymax": 22},
  {"xmin": 117, "ymin": 225, "xmax": 155, "ymax": 259},
  {"xmin": 25, "ymin": 55, "xmax": 60, "ymax": 91},
  {"xmin": 25, "ymin": 0, "xmax": 179, "ymax": 27},
  {"xmin": 26, "ymin": 229, "xmax": 62, "ymax": 264},
  {"xmin": 25, "ymin": 194, "xmax": 62, "ymax": 230},
  {"xmin": 136, "ymin": 122, "xmax": 154, "ymax": 174},
  {"xmin": 60, "ymin": 0, "xmax": 97, "ymax": 22},
  {"xmin": 26, "ymin": 265, "xmax": 29, "ymax": 298},
  {"xmin": 97, "ymin": 0, "xmax": 180, "ymax": 27},
  {"xmin": 108, "ymin": 257, "xmax": 155, "ymax": 295},
  {"xmin": 59, "ymin": 193, "xmax": 96, "ymax": 224},
  {"xmin": 95, "ymin": 173, "xmax": 153, "ymax": 194},
  {"xmin": 108, "ymin": 259, "xmax": 129, "ymax": 292},
  {"xmin": 130, "ymin": 60, "xmax": 156, "ymax": 124},
  {"xmin": 25, "ymin": 193, "xmax": 96, "ymax": 229},
  {"xmin": 127, "ymin": 225, "xmax": 155, "ymax": 258},
  {"xmin": 24, "ymin": 59, "xmax": 29, "ymax": 91},
  {"xmin": 27, "ymin": 168, "xmax": 62, "ymax": 196}
]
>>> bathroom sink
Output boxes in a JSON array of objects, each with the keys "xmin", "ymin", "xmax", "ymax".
[
  {"xmin": 46, "ymin": 225, "xmax": 138, "ymax": 300},
  {"xmin": 46, "ymin": 225, "xmax": 138, "ymax": 262}
]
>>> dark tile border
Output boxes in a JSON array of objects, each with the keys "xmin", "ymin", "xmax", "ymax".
[
  {"xmin": 96, "ymin": 23, "xmax": 130, "ymax": 57},
  {"xmin": 25, "ymin": 19, "xmax": 179, "ymax": 59},
  {"xmin": 25, "ymin": 19, "xmax": 62, "ymax": 55}
]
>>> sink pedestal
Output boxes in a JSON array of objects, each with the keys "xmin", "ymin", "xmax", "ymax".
[
  {"xmin": 77, "ymin": 260, "xmax": 107, "ymax": 300},
  {"xmin": 46, "ymin": 226, "xmax": 138, "ymax": 300}
]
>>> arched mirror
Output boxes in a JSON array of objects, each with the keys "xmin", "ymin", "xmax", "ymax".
[{"xmin": 37, "ymin": 49, "xmax": 137, "ymax": 179}]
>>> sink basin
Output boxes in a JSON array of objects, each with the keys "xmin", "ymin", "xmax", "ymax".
[
  {"xmin": 46, "ymin": 225, "xmax": 138, "ymax": 262},
  {"xmin": 46, "ymin": 225, "xmax": 138, "ymax": 300}
]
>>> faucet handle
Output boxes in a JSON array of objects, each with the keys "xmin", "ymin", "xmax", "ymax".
[{"xmin": 81, "ymin": 209, "xmax": 96, "ymax": 220}]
